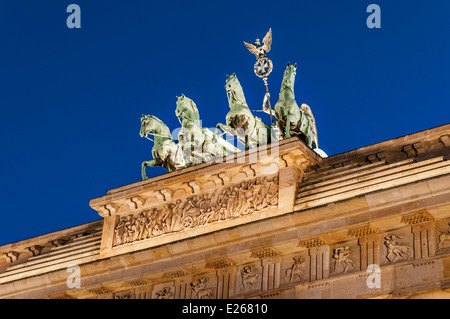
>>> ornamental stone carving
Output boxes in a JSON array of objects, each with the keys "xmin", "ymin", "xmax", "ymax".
[
  {"xmin": 384, "ymin": 235, "xmax": 410, "ymax": 263},
  {"xmin": 155, "ymin": 287, "xmax": 174, "ymax": 299},
  {"xmin": 190, "ymin": 277, "xmax": 216, "ymax": 299},
  {"xmin": 284, "ymin": 256, "xmax": 306, "ymax": 283},
  {"xmin": 240, "ymin": 264, "xmax": 261, "ymax": 292},
  {"xmin": 2, "ymin": 251, "xmax": 19, "ymax": 263},
  {"xmin": 26, "ymin": 245, "xmax": 42, "ymax": 257},
  {"xmin": 113, "ymin": 175, "xmax": 278, "ymax": 246},
  {"xmin": 332, "ymin": 246, "xmax": 356, "ymax": 274},
  {"xmin": 438, "ymin": 222, "xmax": 450, "ymax": 250},
  {"xmin": 401, "ymin": 210, "xmax": 434, "ymax": 225}
]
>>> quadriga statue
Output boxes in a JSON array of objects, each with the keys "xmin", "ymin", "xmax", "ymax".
[
  {"xmin": 140, "ymin": 114, "xmax": 185, "ymax": 179},
  {"xmin": 215, "ymin": 73, "xmax": 274, "ymax": 150},
  {"xmin": 273, "ymin": 62, "xmax": 319, "ymax": 149},
  {"xmin": 174, "ymin": 94, "xmax": 204, "ymax": 165},
  {"xmin": 175, "ymin": 94, "xmax": 239, "ymax": 164},
  {"xmin": 141, "ymin": 96, "xmax": 240, "ymax": 179}
]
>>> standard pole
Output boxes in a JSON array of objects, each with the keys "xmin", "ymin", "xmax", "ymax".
[{"xmin": 263, "ymin": 77, "xmax": 274, "ymax": 127}]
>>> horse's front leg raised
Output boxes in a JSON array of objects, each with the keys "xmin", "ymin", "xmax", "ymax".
[{"xmin": 141, "ymin": 159, "xmax": 158, "ymax": 180}]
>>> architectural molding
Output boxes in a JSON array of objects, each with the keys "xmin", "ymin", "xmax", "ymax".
[{"xmin": 1, "ymin": 125, "xmax": 450, "ymax": 299}]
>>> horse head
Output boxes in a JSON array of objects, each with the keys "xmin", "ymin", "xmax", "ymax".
[
  {"xmin": 140, "ymin": 114, "xmax": 171, "ymax": 139},
  {"xmin": 225, "ymin": 73, "xmax": 246, "ymax": 105},
  {"xmin": 281, "ymin": 62, "xmax": 297, "ymax": 93},
  {"xmin": 175, "ymin": 94, "xmax": 200, "ymax": 123},
  {"xmin": 140, "ymin": 114, "xmax": 154, "ymax": 138}
]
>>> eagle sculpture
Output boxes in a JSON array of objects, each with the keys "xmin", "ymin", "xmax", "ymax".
[{"xmin": 243, "ymin": 28, "xmax": 272, "ymax": 59}]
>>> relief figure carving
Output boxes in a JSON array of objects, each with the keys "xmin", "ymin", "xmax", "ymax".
[
  {"xmin": 240, "ymin": 265, "xmax": 261, "ymax": 292},
  {"xmin": 332, "ymin": 246, "xmax": 356, "ymax": 274},
  {"xmin": 113, "ymin": 176, "xmax": 279, "ymax": 246},
  {"xmin": 155, "ymin": 287, "xmax": 174, "ymax": 299},
  {"xmin": 284, "ymin": 256, "xmax": 306, "ymax": 283},
  {"xmin": 384, "ymin": 235, "xmax": 410, "ymax": 263},
  {"xmin": 438, "ymin": 223, "xmax": 450, "ymax": 250},
  {"xmin": 190, "ymin": 277, "xmax": 216, "ymax": 299}
]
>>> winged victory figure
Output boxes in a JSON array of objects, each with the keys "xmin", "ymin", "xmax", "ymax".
[{"xmin": 244, "ymin": 28, "xmax": 272, "ymax": 59}]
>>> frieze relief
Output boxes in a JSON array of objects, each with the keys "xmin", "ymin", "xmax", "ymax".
[
  {"xmin": 277, "ymin": 251, "xmax": 309, "ymax": 287},
  {"xmin": 437, "ymin": 219, "xmax": 450, "ymax": 251},
  {"xmin": 439, "ymin": 224, "xmax": 450, "ymax": 250},
  {"xmin": 190, "ymin": 276, "xmax": 216, "ymax": 299},
  {"xmin": 152, "ymin": 281, "xmax": 176, "ymax": 299},
  {"xmin": 113, "ymin": 291, "xmax": 133, "ymax": 299},
  {"xmin": 113, "ymin": 175, "xmax": 279, "ymax": 246},
  {"xmin": 383, "ymin": 234, "xmax": 411, "ymax": 263},
  {"xmin": 332, "ymin": 246, "xmax": 357, "ymax": 274},
  {"xmin": 237, "ymin": 262, "xmax": 262, "ymax": 295},
  {"xmin": 283, "ymin": 256, "xmax": 307, "ymax": 284},
  {"xmin": 135, "ymin": 221, "xmax": 447, "ymax": 299},
  {"xmin": 154, "ymin": 286, "xmax": 175, "ymax": 299}
]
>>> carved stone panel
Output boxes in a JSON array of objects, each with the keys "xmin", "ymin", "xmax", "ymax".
[
  {"xmin": 152, "ymin": 281, "xmax": 175, "ymax": 299},
  {"xmin": 113, "ymin": 290, "xmax": 134, "ymax": 299},
  {"xmin": 235, "ymin": 262, "xmax": 262, "ymax": 296},
  {"xmin": 382, "ymin": 229, "xmax": 412, "ymax": 265},
  {"xmin": 436, "ymin": 218, "xmax": 450, "ymax": 252},
  {"xmin": 112, "ymin": 175, "xmax": 279, "ymax": 247},
  {"xmin": 279, "ymin": 251, "xmax": 309, "ymax": 286},
  {"xmin": 330, "ymin": 241, "xmax": 359, "ymax": 275},
  {"xmin": 190, "ymin": 273, "xmax": 217, "ymax": 299}
]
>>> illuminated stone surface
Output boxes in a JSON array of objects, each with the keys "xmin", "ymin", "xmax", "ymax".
[{"xmin": 1, "ymin": 125, "xmax": 450, "ymax": 299}]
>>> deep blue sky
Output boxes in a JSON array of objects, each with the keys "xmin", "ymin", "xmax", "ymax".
[{"xmin": 0, "ymin": 1, "xmax": 449, "ymax": 245}]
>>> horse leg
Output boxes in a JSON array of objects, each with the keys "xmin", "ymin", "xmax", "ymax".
[
  {"xmin": 259, "ymin": 126, "xmax": 271, "ymax": 146},
  {"xmin": 284, "ymin": 115, "xmax": 293, "ymax": 138},
  {"xmin": 180, "ymin": 140, "xmax": 193, "ymax": 166},
  {"xmin": 141, "ymin": 160, "xmax": 157, "ymax": 180},
  {"xmin": 244, "ymin": 134, "xmax": 251, "ymax": 150},
  {"xmin": 192, "ymin": 132, "xmax": 204, "ymax": 164},
  {"xmin": 186, "ymin": 132, "xmax": 199, "ymax": 165}
]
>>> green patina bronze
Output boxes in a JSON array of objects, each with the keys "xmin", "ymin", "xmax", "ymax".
[
  {"xmin": 140, "ymin": 114, "xmax": 185, "ymax": 179},
  {"xmin": 138, "ymin": 29, "xmax": 325, "ymax": 178},
  {"xmin": 215, "ymin": 74, "xmax": 274, "ymax": 150},
  {"xmin": 140, "ymin": 65, "xmax": 320, "ymax": 179},
  {"xmin": 140, "ymin": 95, "xmax": 241, "ymax": 179},
  {"xmin": 175, "ymin": 94, "xmax": 204, "ymax": 165},
  {"xmin": 274, "ymin": 63, "xmax": 318, "ymax": 149},
  {"xmin": 140, "ymin": 29, "xmax": 322, "ymax": 177},
  {"xmin": 175, "ymin": 94, "xmax": 238, "ymax": 164}
]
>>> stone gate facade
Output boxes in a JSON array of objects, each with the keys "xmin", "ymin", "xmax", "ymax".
[{"xmin": 1, "ymin": 124, "xmax": 450, "ymax": 299}]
